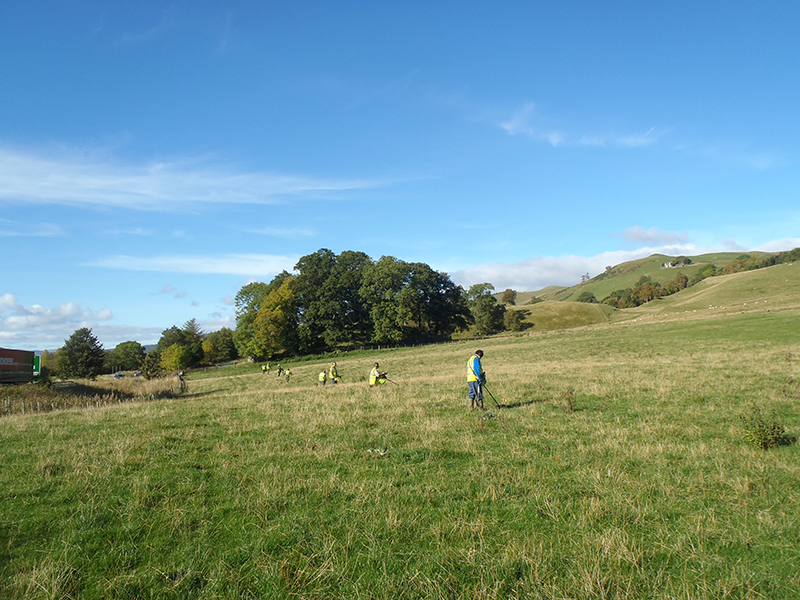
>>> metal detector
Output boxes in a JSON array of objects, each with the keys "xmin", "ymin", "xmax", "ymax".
[{"xmin": 481, "ymin": 383, "xmax": 502, "ymax": 408}]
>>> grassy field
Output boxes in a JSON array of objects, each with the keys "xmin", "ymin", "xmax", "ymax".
[{"xmin": 3, "ymin": 301, "xmax": 800, "ymax": 599}]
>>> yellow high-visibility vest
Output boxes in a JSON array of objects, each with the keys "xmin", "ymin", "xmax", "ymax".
[{"xmin": 466, "ymin": 354, "xmax": 483, "ymax": 382}]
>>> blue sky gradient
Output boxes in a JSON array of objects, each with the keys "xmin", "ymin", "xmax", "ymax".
[{"xmin": 2, "ymin": 2, "xmax": 799, "ymax": 350}]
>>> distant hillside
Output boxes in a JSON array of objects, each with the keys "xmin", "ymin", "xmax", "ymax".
[
  {"xmin": 616, "ymin": 261, "xmax": 800, "ymax": 319},
  {"xmin": 516, "ymin": 287, "xmax": 566, "ymax": 304},
  {"xmin": 501, "ymin": 250, "xmax": 797, "ymax": 332},
  {"xmin": 507, "ymin": 301, "xmax": 615, "ymax": 332},
  {"xmin": 554, "ymin": 252, "xmax": 771, "ymax": 304}
]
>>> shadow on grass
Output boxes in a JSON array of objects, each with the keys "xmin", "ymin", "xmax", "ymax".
[
  {"xmin": 178, "ymin": 390, "xmax": 224, "ymax": 400},
  {"xmin": 493, "ymin": 398, "xmax": 547, "ymax": 409}
]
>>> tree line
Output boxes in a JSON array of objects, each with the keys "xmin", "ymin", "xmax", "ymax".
[
  {"xmin": 42, "ymin": 248, "xmax": 523, "ymax": 379},
  {"xmin": 231, "ymin": 248, "xmax": 518, "ymax": 361},
  {"xmin": 39, "ymin": 319, "xmax": 239, "ymax": 381}
]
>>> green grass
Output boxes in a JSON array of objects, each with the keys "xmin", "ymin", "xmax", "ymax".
[
  {"xmin": 3, "ymin": 301, "xmax": 800, "ymax": 598},
  {"xmin": 509, "ymin": 300, "xmax": 614, "ymax": 331}
]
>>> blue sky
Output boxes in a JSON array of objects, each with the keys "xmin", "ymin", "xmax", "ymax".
[{"xmin": 2, "ymin": 2, "xmax": 799, "ymax": 351}]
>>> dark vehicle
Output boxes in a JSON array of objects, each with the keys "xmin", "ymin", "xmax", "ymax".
[{"xmin": 0, "ymin": 347, "xmax": 36, "ymax": 385}]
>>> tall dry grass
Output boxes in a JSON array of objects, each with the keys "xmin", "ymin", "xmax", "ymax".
[{"xmin": 0, "ymin": 373, "xmax": 182, "ymax": 416}]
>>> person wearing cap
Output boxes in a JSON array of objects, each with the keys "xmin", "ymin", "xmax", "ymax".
[
  {"xmin": 329, "ymin": 362, "xmax": 341, "ymax": 384},
  {"xmin": 369, "ymin": 362, "xmax": 387, "ymax": 386},
  {"xmin": 466, "ymin": 350, "xmax": 485, "ymax": 410}
]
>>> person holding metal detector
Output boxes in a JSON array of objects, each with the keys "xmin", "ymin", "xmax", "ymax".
[
  {"xmin": 329, "ymin": 362, "xmax": 341, "ymax": 384},
  {"xmin": 369, "ymin": 362, "xmax": 388, "ymax": 386},
  {"xmin": 467, "ymin": 350, "xmax": 486, "ymax": 410}
]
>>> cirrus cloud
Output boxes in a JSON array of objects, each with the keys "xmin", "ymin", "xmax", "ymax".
[
  {"xmin": 0, "ymin": 145, "xmax": 383, "ymax": 211},
  {"xmin": 88, "ymin": 253, "xmax": 300, "ymax": 276}
]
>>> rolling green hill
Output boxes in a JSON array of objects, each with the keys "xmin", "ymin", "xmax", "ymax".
[
  {"xmin": 617, "ymin": 261, "xmax": 800, "ymax": 320},
  {"xmin": 554, "ymin": 251, "xmax": 771, "ymax": 303},
  {"xmin": 504, "ymin": 252, "xmax": 796, "ymax": 332}
]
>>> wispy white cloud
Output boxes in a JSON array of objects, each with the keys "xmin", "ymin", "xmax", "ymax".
[
  {"xmin": 614, "ymin": 226, "xmax": 689, "ymax": 246},
  {"xmin": 88, "ymin": 253, "xmax": 300, "ymax": 276},
  {"xmin": 215, "ymin": 11, "xmax": 235, "ymax": 55},
  {"xmin": 0, "ymin": 145, "xmax": 382, "ymax": 211},
  {"xmin": 720, "ymin": 238, "xmax": 750, "ymax": 252},
  {"xmin": 0, "ymin": 219, "xmax": 64, "ymax": 237},
  {"xmin": 245, "ymin": 226, "xmax": 315, "ymax": 238},
  {"xmin": 102, "ymin": 227, "xmax": 154, "ymax": 237},
  {"xmin": 499, "ymin": 103, "xmax": 565, "ymax": 147},
  {"xmin": 198, "ymin": 315, "xmax": 236, "ymax": 334},
  {"xmin": 499, "ymin": 101, "xmax": 781, "ymax": 170},
  {"xmin": 154, "ymin": 284, "xmax": 179, "ymax": 295},
  {"xmin": 118, "ymin": 5, "xmax": 182, "ymax": 45},
  {"xmin": 149, "ymin": 284, "xmax": 188, "ymax": 299},
  {"xmin": 736, "ymin": 152, "xmax": 783, "ymax": 170},
  {"xmin": 499, "ymin": 103, "xmax": 665, "ymax": 148},
  {"xmin": 671, "ymin": 141, "xmax": 786, "ymax": 171},
  {"xmin": 756, "ymin": 238, "xmax": 800, "ymax": 252}
]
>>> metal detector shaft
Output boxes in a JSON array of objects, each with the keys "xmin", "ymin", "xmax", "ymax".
[{"xmin": 481, "ymin": 383, "xmax": 501, "ymax": 408}]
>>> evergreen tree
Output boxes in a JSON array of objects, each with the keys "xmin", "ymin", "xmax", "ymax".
[
  {"xmin": 56, "ymin": 327, "xmax": 105, "ymax": 379},
  {"xmin": 141, "ymin": 350, "xmax": 162, "ymax": 379}
]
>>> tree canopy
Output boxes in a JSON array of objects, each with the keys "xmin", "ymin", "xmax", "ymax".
[
  {"xmin": 56, "ymin": 327, "xmax": 105, "ymax": 380},
  {"xmin": 232, "ymin": 248, "xmax": 474, "ymax": 359},
  {"xmin": 112, "ymin": 341, "xmax": 146, "ymax": 371},
  {"xmin": 466, "ymin": 283, "xmax": 506, "ymax": 336}
]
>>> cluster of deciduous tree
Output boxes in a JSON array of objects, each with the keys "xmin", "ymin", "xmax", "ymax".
[
  {"xmin": 718, "ymin": 249, "xmax": 800, "ymax": 275},
  {"xmin": 601, "ymin": 272, "xmax": 690, "ymax": 309},
  {"xmin": 232, "ymin": 248, "xmax": 513, "ymax": 360},
  {"xmin": 151, "ymin": 319, "xmax": 237, "ymax": 375},
  {"xmin": 47, "ymin": 322, "xmax": 239, "ymax": 380}
]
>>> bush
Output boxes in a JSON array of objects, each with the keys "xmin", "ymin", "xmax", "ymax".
[
  {"xmin": 504, "ymin": 309, "xmax": 525, "ymax": 332},
  {"xmin": 740, "ymin": 404, "xmax": 790, "ymax": 449}
]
